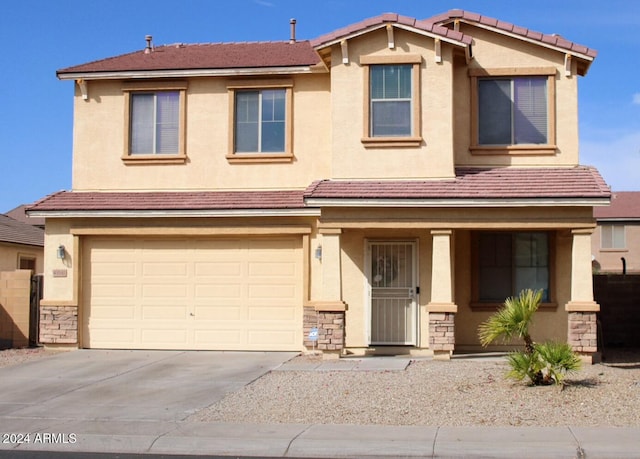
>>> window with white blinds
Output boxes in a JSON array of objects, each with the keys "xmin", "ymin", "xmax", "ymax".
[
  {"xmin": 478, "ymin": 76, "xmax": 548, "ymax": 145},
  {"xmin": 130, "ymin": 91, "xmax": 179, "ymax": 154}
]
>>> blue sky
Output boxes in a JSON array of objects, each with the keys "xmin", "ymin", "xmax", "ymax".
[{"xmin": 1, "ymin": 0, "xmax": 638, "ymax": 213}]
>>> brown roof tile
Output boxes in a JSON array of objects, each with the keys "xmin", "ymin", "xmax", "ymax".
[
  {"xmin": 593, "ymin": 192, "xmax": 640, "ymax": 219},
  {"xmin": 28, "ymin": 190, "xmax": 307, "ymax": 212},
  {"xmin": 57, "ymin": 41, "xmax": 321, "ymax": 75},
  {"xmin": 304, "ymin": 167, "xmax": 610, "ymax": 201},
  {"xmin": 0, "ymin": 214, "xmax": 44, "ymax": 247},
  {"xmin": 310, "ymin": 13, "xmax": 472, "ymax": 48},
  {"xmin": 433, "ymin": 9, "xmax": 597, "ymax": 58}
]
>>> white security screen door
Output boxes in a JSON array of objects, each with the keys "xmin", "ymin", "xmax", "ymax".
[{"xmin": 368, "ymin": 241, "xmax": 417, "ymax": 345}]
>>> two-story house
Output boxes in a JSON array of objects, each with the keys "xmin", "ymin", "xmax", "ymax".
[{"xmin": 29, "ymin": 10, "xmax": 609, "ymax": 359}]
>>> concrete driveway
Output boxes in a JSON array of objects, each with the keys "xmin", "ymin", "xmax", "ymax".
[{"xmin": 0, "ymin": 350, "xmax": 295, "ymax": 425}]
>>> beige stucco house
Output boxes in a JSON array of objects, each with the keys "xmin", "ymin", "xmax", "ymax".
[{"xmin": 29, "ymin": 10, "xmax": 609, "ymax": 359}]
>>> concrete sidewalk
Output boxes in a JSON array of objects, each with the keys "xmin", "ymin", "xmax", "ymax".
[{"xmin": 1, "ymin": 420, "xmax": 639, "ymax": 458}]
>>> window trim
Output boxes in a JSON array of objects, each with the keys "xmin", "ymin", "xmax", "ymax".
[
  {"xmin": 227, "ymin": 79, "xmax": 294, "ymax": 163},
  {"xmin": 470, "ymin": 230, "xmax": 557, "ymax": 310},
  {"xmin": 122, "ymin": 80, "xmax": 188, "ymax": 164},
  {"xmin": 469, "ymin": 67, "xmax": 557, "ymax": 155},
  {"xmin": 361, "ymin": 55, "xmax": 422, "ymax": 148}
]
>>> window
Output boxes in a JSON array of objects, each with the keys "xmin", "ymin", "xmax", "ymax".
[
  {"xmin": 370, "ymin": 65, "xmax": 412, "ymax": 137},
  {"xmin": 122, "ymin": 81, "xmax": 187, "ymax": 164},
  {"xmin": 130, "ymin": 92, "xmax": 179, "ymax": 154},
  {"xmin": 361, "ymin": 55, "xmax": 422, "ymax": 147},
  {"xmin": 475, "ymin": 232, "xmax": 552, "ymax": 304},
  {"xmin": 601, "ymin": 224, "xmax": 625, "ymax": 249},
  {"xmin": 18, "ymin": 256, "xmax": 36, "ymax": 271},
  {"xmin": 470, "ymin": 68, "xmax": 556, "ymax": 155},
  {"xmin": 235, "ymin": 89, "xmax": 286, "ymax": 153},
  {"xmin": 227, "ymin": 79, "xmax": 293, "ymax": 163},
  {"xmin": 478, "ymin": 77, "xmax": 547, "ymax": 145}
]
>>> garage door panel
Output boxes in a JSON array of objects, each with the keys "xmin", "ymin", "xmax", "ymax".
[
  {"xmin": 248, "ymin": 305, "xmax": 296, "ymax": 320},
  {"xmin": 142, "ymin": 283, "xmax": 189, "ymax": 298},
  {"xmin": 193, "ymin": 305, "xmax": 242, "ymax": 320},
  {"xmin": 83, "ymin": 237, "xmax": 302, "ymax": 350},
  {"xmin": 141, "ymin": 304, "xmax": 188, "ymax": 320},
  {"xmin": 194, "ymin": 262, "xmax": 242, "ymax": 277},
  {"xmin": 248, "ymin": 261, "xmax": 296, "ymax": 277},
  {"xmin": 142, "ymin": 262, "xmax": 189, "ymax": 277},
  {"xmin": 249, "ymin": 283, "xmax": 297, "ymax": 299}
]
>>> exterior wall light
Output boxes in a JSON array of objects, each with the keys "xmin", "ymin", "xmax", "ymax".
[
  {"xmin": 57, "ymin": 245, "xmax": 66, "ymax": 260},
  {"xmin": 315, "ymin": 245, "xmax": 322, "ymax": 261}
]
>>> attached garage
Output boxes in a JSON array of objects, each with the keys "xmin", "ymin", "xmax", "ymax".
[{"xmin": 81, "ymin": 236, "xmax": 303, "ymax": 351}]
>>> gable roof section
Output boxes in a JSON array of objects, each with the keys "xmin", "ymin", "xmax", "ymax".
[
  {"xmin": 27, "ymin": 190, "xmax": 314, "ymax": 217},
  {"xmin": 594, "ymin": 192, "xmax": 640, "ymax": 220},
  {"xmin": 304, "ymin": 166, "xmax": 610, "ymax": 207},
  {"xmin": 310, "ymin": 12, "xmax": 472, "ymax": 49},
  {"xmin": 0, "ymin": 214, "xmax": 44, "ymax": 247},
  {"xmin": 57, "ymin": 41, "xmax": 322, "ymax": 79},
  {"xmin": 428, "ymin": 9, "xmax": 596, "ymax": 73}
]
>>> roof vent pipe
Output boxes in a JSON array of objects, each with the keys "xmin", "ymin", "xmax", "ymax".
[
  {"xmin": 144, "ymin": 35, "xmax": 153, "ymax": 54},
  {"xmin": 289, "ymin": 19, "xmax": 296, "ymax": 44}
]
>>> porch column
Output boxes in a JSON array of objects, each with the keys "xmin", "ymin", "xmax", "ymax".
[
  {"xmin": 565, "ymin": 228, "xmax": 599, "ymax": 359},
  {"xmin": 306, "ymin": 228, "xmax": 346, "ymax": 356},
  {"xmin": 427, "ymin": 229, "xmax": 458, "ymax": 360}
]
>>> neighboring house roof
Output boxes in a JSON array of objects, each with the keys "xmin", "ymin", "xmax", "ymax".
[
  {"xmin": 5, "ymin": 204, "xmax": 45, "ymax": 228},
  {"xmin": 0, "ymin": 214, "xmax": 44, "ymax": 247},
  {"xmin": 57, "ymin": 41, "xmax": 322, "ymax": 78},
  {"xmin": 429, "ymin": 9, "xmax": 597, "ymax": 61},
  {"xmin": 593, "ymin": 191, "xmax": 640, "ymax": 220},
  {"xmin": 304, "ymin": 167, "xmax": 610, "ymax": 206},
  {"xmin": 28, "ymin": 167, "xmax": 610, "ymax": 215},
  {"xmin": 310, "ymin": 12, "xmax": 472, "ymax": 48}
]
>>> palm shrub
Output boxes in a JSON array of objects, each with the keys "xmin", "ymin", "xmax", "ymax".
[{"xmin": 478, "ymin": 289, "xmax": 581, "ymax": 386}]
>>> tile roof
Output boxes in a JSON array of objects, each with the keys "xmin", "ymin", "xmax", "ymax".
[
  {"xmin": 310, "ymin": 13, "xmax": 472, "ymax": 48},
  {"xmin": 28, "ymin": 167, "xmax": 610, "ymax": 214},
  {"xmin": 5, "ymin": 204, "xmax": 45, "ymax": 227},
  {"xmin": 304, "ymin": 167, "xmax": 610, "ymax": 201},
  {"xmin": 0, "ymin": 214, "xmax": 44, "ymax": 247},
  {"xmin": 428, "ymin": 9, "xmax": 597, "ymax": 59},
  {"xmin": 57, "ymin": 41, "xmax": 321, "ymax": 76},
  {"xmin": 593, "ymin": 191, "xmax": 640, "ymax": 219},
  {"xmin": 28, "ymin": 190, "xmax": 307, "ymax": 212}
]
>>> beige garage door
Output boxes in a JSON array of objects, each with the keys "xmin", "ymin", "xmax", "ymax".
[{"xmin": 82, "ymin": 237, "xmax": 302, "ymax": 351}]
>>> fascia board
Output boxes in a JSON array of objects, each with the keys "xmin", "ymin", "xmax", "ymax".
[
  {"xmin": 28, "ymin": 208, "xmax": 321, "ymax": 218},
  {"xmin": 57, "ymin": 66, "xmax": 319, "ymax": 81},
  {"xmin": 303, "ymin": 198, "xmax": 611, "ymax": 208}
]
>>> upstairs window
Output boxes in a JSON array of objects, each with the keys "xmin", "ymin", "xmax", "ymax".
[
  {"xmin": 470, "ymin": 68, "xmax": 556, "ymax": 155},
  {"xmin": 478, "ymin": 77, "xmax": 547, "ymax": 145},
  {"xmin": 227, "ymin": 79, "xmax": 293, "ymax": 163},
  {"xmin": 130, "ymin": 92, "xmax": 179, "ymax": 154},
  {"xmin": 361, "ymin": 55, "xmax": 422, "ymax": 147},
  {"xmin": 370, "ymin": 65, "xmax": 412, "ymax": 137},
  {"xmin": 122, "ymin": 81, "xmax": 187, "ymax": 164},
  {"xmin": 235, "ymin": 89, "xmax": 286, "ymax": 153}
]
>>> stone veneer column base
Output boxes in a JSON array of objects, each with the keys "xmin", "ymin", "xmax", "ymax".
[
  {"xmin": 40, "ymin": 304, "xmax": 78, "ymax": 345},
  {"xmin": 568, "ymin": 311, "xmax": 598, "ymax": 354},
  {"xmin": 429, "ymin": 312, "xmax": 455, "ymax": 360},
  {"xmin": 303, "ymin": 305, "xmax": 345, "ymax": 353}
]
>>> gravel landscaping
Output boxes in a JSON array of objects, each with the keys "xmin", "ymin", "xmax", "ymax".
[
  {"xmin": 192, "ymin": 351, "xmax": 640, "ymax": 427},
  {"xmin": 3, "ymin": 347, "xmax": 638, "ymax": 427}
]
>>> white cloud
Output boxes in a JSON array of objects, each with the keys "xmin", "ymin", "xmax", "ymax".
[
  {"xmin": 633, "ymin": 93, "xmax": 640, "ymax": 105},
  {"xmin": 581, "ymin": 131, "xmax": 640, "ymax": 191}
]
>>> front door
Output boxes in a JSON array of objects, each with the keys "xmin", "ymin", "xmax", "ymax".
[{"xmin": 368, "ymin": 241, "xmax": 417, "ymax": 345}]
